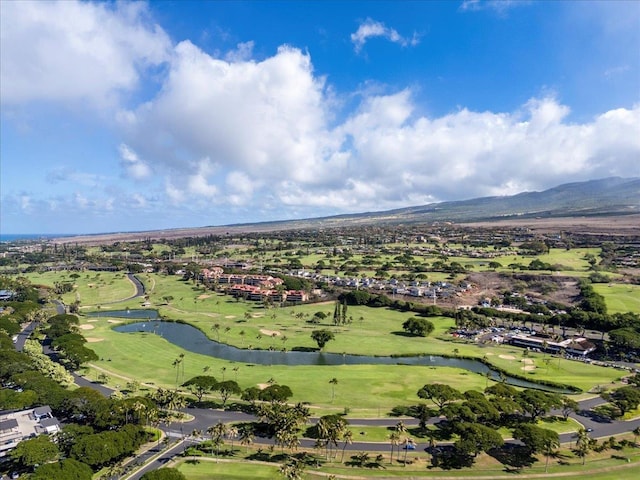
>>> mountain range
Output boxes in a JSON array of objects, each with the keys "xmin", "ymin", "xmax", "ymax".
[
  {"xmin": 229, "ymin": 176, "xmax": 640, "ymax": 230},
  {"xmin": 54, "ymin": 177, "xmax": 640, "ymax": 243}
]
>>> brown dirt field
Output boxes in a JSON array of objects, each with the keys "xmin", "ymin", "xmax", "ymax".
[{"xmin": 52, "ymin": 214, "xmax": 640, "ymax": 245}]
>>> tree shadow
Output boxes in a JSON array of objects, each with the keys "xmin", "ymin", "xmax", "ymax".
[{"xmin": 487, "ymin": 445, "xmax": 536, "ymax": 470}]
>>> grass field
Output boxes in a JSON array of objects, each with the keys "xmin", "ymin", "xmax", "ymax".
[
  {"xmin": 172, "ymin": 445, "xmax": 640, "ymax": 479},
  {"xmin": 25, "ymin": 271, "xmax": 137, "ymax": 306},
  {"xmin": 592, "ymin": 283, "xmax": 640, "ymax": 314}
]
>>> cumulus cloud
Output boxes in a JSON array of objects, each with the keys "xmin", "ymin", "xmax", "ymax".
[
  {"xmin": 119, "ymin": 144, "xmax": 151, "ymax": 180},
  {"xmin": 0, "ymin": 0, "xmax": 170, "ymax": 106},
  {"xmin": 351, "ymin": 18, "xmax": 419, "ymax": 53},
  {"xmin": 113, "ymin": 39, "xmax": 640, "ymax": 217}
]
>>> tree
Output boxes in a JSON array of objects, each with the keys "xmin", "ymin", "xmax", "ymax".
[
  {"xmin": 454, "ymin": 423, "xmax": 503, "ymax": 458},
  {"xmin": 601, "ymin": 386, "xmax": 640, "ymax": 416},
  {"xmin": 560, "ymin": 396, "xmax": 579, "ymax": 421},
  {"xmin": 11, "ymin": 435, "xmax": 59, "ymax": 468},
  {"xmin": 213, "ymin": 380, "xmax": 241, "ymax": 407},
  {"xmin": 574, "ymin": 428, "xmax": 593, "ymax": 466},
  {"xmin": 517, "ymin": 389, "xmax": 562, "ymax": 422},
  {"xmin": 329, "ymin": 377, "xmax": 338, "ymax": 402},
  {"xmin": 417, "ymin": 384, "xmax": 461, "ymax": 412},
  {"xmin": 207, "ymin": 421, "xmax": 228, "ymax": 458},
  {"xmin": 402, "ymin": 317, "xmax": 435, "ymax": 337},
  {"xmin": 513, "ymin": 424, "xmax": 559, "ymax": 472},
  {"xmin": 239, "ymin": 424, "xmax": 255, "ymax": 452},
  {"xmin": 341, "ymin": 429, "xmax": 353, "ymax": 463},
  {"xmin": 182, "ymin": 375, "xmax": 218, "ymax": 402},
  {"xmin": 31, "ymin": 458, "xmax": 92, "ymax": 480},
  {"xmin": 140, "ymin": 468, "xmax": 187, "ymax": 480},
  {"xmin": 311, "ymin": 329, "xmax": 334, "ymax": 350}
]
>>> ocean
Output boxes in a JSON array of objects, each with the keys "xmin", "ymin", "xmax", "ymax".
[{"xmin": 0, "ymin": 234, "xmax": 72, "ymax": 243}]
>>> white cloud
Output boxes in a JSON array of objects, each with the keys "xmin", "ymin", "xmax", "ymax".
[
  {"xmin": 459, "ymin": 0, "xmax": 530, "ymax": 15},
  {"xmin": 114, "ymin": 39, "xmax": 640, "ymax": 218},
  {"xmin": 224, "ymin": 41, "xmax": 255, "ymax": 62},
  {"xmin": 350, "ymin": 18, "xmax": 419, "ymax": 53},
  {"xmin": 0, "ymin": 0, "xmax": 170, "ymax": 106},
  {"xmin": 119, "ymin": 144, "xmax": 151, "ymax": 179}
]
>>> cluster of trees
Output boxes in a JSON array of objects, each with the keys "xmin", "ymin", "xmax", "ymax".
[
  {"xmin": 46, "ymin": 314, "xmax": 99, "ymax": 370},
  {"xmin": 181, "ymin": 376, "xmax": 241, "ymax": 406},
  {"xmin": 390, "ymin": 383, "xmax": 571, "ymax": 468}
]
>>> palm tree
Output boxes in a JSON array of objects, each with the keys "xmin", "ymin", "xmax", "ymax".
[
  {"xmin": 179, "ymin": 353, "xmax": 185, "ymax": 382},
  {"xmin": 239, "ymin": 330, "xmax": 246, "ymax": 347},
  {"xmin": 212, "ymin": 323, "xmax": 220, "ymax": 342},
  {"xmin": 329, "ymin": 378, "xmax": 338, "ymax": 402},
  {"xmin": 226, "ymin": 425, "xmax": 239, "ymax": 452},
  {"xmin": 341, "ymin": 429, "xmax": 353, "ymax": 463},
  {"xmin": 239, "ymin": 424, "xmax": 254, "ymax": 452},
  {"xmin": 575, "ymin": 428, "xmax": 592, "ymax": 466},
  {"xmin": 172, "ymin": 357, "xmax": 182, "ymax": 389},
  {"xmin": 395, "ymin": 421, "xmax": 408, "ymax": 466},
  {"xmin": 389, "ymin": 431, "xmax": 400, "ymax": 464},
  {"xmin": 543, "ymin": 434, "xmax": 560, "ymax": 473},
  {"xmin": 233, "ymin": 366, "xmax": 239, "ymax": 382},
  {"xmin": 633, "ymin": 426, "xmax": 640, "ymax": 447}
]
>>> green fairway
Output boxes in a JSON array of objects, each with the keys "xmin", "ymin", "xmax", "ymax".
[
  {"xmin": 25, "ymin": 270, "xmax": 137, "ymax": 306},
  {"xmin": 592, "ymin": 283, "xmax": 640, "ymax": 314}
]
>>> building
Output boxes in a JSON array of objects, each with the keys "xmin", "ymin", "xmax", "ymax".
[
  {"xmin": 0, "ymin": 406, "xmax": 61, "ymax": 457},
  {"xmin": 506, "ymin": 333, "xmax": 596, "ymax": 357}
]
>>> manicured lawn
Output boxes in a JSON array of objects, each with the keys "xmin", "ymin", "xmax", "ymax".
[
  {"xmin": 177, "ymin": 460, "xmax": 280, "ymax": 479},
  {"xmin": 25, "ymin": 271, "xmax": 137, "ymax": 306},
  {"xmin": 592, "ymin": 283, "xmax": 640, "ymax": 314},
  {"xmin": 171, "ymin": 446, "xmax": 640, "ymax": 479}
]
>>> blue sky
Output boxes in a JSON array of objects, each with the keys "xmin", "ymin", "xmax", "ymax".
[{"xmin": 1, "ymin": 0, "xmax": 639, "ymax": 235}]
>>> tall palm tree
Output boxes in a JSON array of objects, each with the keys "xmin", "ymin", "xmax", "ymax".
[
  {"xmin": 340, "ymin": 429, "xmax": 353, "ymax": 463},
  {"xmin": 389, "ymin": 431, "xmax": 400, "ymax": 464},
  {"xmin": 575, "ymin": 428, "xmax": 591, "ymax": 466},
  {"xmin": 226, "ymin": 425, "xmax": 239, "ymax": 452},
  {"xmin": 329, "ymin": 378, "xmax": 338, "ymax": 402},
  {"xmin": 239, "ymin": 424, "xmax": 254, "ymax": 452},
  {"xmin": 172, "ymin": 357, "xmax": 182, "ymax": 389}
]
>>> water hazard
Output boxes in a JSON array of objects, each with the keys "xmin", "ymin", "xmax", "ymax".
[{"xmin": 93, "ymin": 310, "xmax": 571, "ymax": 393}]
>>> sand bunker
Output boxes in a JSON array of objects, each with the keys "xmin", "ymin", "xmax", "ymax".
[
  {"xmin": 521, "ymin": 358, "xmax": 534, "ymax": 364},
  {"xmin": 225, "ymin": 315, "xmax": 236, "ymax": 319},
  {"xmin": 260, "ymin": 329, "xmax": 281, "ymax": 337},
  {"xmin": 484, "ymin": 352, "xmax": 494, "ymax": 356},
  {"xmin": 257, "ymin": 383, "xmax": 270, "ymax": 390},
  {"xmin": 499, "ymin": 354, "xmax": 516, "ymax": 360},
  {"xmin": 79, "ymin": 324, "xmax": 95, "ymax": 330},
  {"xmin": 85, "ymin": 337, "xmax": 104, "ymax": 343},
  {"xmin": 87, "ymin": 319, "xmax": 99, "ymax": 323},
  {"xmin": 521, "ymin": 365, "xmax": 536, "ymax": 371},
  {"xmin": 197, "ymin": 294, "xmax": 211, "ymax": 299},
  {"xmin": 107, "ymin": 319, "xmax": 123, "ymax": 324}
]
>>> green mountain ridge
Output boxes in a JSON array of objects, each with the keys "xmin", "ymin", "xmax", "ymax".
[{"xmin": 223, "ymin": 176, "xmax": 640, "ymax": 229}]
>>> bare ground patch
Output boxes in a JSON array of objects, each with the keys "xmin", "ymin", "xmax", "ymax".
[{"xmin": 260, "ymin": 329, "xmax": 281, "ymax": 337}]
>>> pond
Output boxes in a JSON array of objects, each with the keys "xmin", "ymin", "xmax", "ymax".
[{"xmin": 95, "ymin": 310, "xmax": 571, "ymax": 393}]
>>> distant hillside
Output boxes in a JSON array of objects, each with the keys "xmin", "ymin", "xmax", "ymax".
[
  {"xmin": 234, "ymin": 176, "xmax": 640, "ymax": 229},
  {"xmin": 53, "ymin": 177, "xmax": 640, "ymax": 244}
]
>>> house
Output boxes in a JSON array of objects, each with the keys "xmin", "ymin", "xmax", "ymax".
[{"xmin": 0, "ymin": 406, "xmax": 61, "ymax": 457}]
